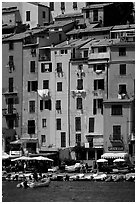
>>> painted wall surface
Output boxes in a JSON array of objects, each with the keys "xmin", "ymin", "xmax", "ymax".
[
  {"xmin": 21, "ymin": 2, "xmax": 38, "ymax": 29},
  {"xmin": 103, "ymin": 101, "xmax": 133, "ymax": 153},
  {"xmin": 2, "ymin": 41, "xmax": 23, "ymax": 136},
  {"xmin": 109, "ymin": 45, "xmax": 135, "ymax": 98},
  {"xmin": 103, "ymin": 42, "xmax": 135, "ymax": 153},
  {"xmin": 84, "ymin": 8, "xmax": 104, "ymax": 25},
  {"xmin": 22, "ymin": 46, "xmax": 38, "ymax": 137},
  {"xmin": 70, "ymin": 60, "xmax": 106, "ymax": 146},
  {"xmin": 2, "ymin": 12, "xmax": 16, "ymax": 26},
  {"xmin": 2, "ymin": 2, "xmax": 51, "ymax": 28},
  {"xmin": 38, "ymin": 48, "xmax": 71, "ymax": 149},
  {"xmin": 43, "ymin": 2, "xmax": 86, "ymax": 18},
  {"xmin": 38, "ymin": 5, "xmax": 50, "ymax": 25}
]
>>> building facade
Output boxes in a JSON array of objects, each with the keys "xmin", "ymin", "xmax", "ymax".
[
  {"xmin": 2, "ymin": 37, "xmax": 23, "ymax": 152},
  {"xmin": 103, "ymin": 38, "xmax": 135, "ymax": 162},
  {"xmin": 2, "ymin": 2, "xmax": 52, "ymax": 29}
]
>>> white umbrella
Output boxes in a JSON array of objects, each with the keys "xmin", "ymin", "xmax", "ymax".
[
  {"xmin": 97, "ymin": 158, "xmax": 108, "ymax": 163},
  {"xmin": 113, "ymin": 158, "xmax": 125, "ymax": 163},
  {"xmin": 2, "ymin": 152, "xmax": 10, "ymax": 160},
  {"xmin": 31, "ymin": 156, "xmax": 53, "ymax": 162},
  {"xmin": 11, "ymin": 156, "xmax": 32, "ymax": 161}
]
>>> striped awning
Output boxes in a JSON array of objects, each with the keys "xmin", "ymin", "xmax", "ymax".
[{"xmin": 101, "ymin": 152, "xmax": 128, "ymax": 159}]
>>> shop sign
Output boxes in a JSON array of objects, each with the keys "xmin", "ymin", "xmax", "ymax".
[{"xmin": 108, "ymin": 147, "xmax": 124, "ymax": 151}]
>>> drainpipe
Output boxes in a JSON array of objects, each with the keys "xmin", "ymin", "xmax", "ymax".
[
  {"xmin": 68, "ymin": 60, "xmax": 70, "ymax": 146},
  {"xmin": 106, "ymin": 59, "xmax": 109, "ymax": 99}
]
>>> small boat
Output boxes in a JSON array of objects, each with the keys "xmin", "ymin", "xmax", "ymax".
[
  {"xmin": 29, "ymin": 178, "xmax": 51, "ymax": 188},
  {"xmin": 93, "ymin": 173, "xmax": 107, "ymax": 181},
  {"xmin": 105, "ymin": 176, "xmax": 113, "ymax": 182},
  {"xmin": 17, "ymin": 178, "xmax": 50, "ymax": 188}
]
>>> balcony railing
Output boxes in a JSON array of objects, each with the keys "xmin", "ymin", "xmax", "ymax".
[
  {"xmin": 3, "ymin": 88, "xmax": 18, "ymax": 96},
  {"xmin": 109, "ymin": 134, "xmax": 123, "ymax": 143},
  {"xmin": 89, "ymin": 52, "xmax": 110, "ymax": 60},
  {"xmin": 39, "ymin": 55, "xmax": 51, "ymax": 61},
  {"xmin": 71, "ymin": 90, "xmax": 86, "ymax": 98},
  {"xmin": 3, "ymin": 106, "xmax": 17, "ymax": 116},
  {"xmin": 93, "ymin": 89, "xmax": 104, "ymax": 97}
]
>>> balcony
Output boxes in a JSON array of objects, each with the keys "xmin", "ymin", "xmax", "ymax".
[
  {"xmin": 109, "ymin": 134, "xmax": 123, "ymax": 144},
  {"xmin": 89, "ymin": 52, "xmax": 110, "ymax": 60},
  {"xmin": 23, "ymin": 36, "xmax": 37, "ymax": 46},
  {"xmin": 3, "ymin": 88, "xmax": 18, "ymax": 97},
  {"xmin": 71, "ymin": 90, "xmax": 86, "ymax": 98},
  {"xmin": 93, "ymin": 89, "xmax": 104, "ymax": 97},
  {"xmin": 39, "ymin": 48, "xmax": 51, "ymax": 61},
  {"xmin": 3, "ymin": 105, "xmax": 17, "ymax": 116}
]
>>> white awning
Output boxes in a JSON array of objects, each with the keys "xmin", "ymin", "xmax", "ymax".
[{"xmin": 101, "ymin": 152, "xmax": 128, "ymax": 159}]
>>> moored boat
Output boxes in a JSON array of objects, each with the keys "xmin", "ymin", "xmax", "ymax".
[{"xmin": 29, "ymin": 178, "xmax": 51, "ymax": 188}]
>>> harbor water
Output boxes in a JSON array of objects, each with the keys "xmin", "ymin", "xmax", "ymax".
[{"xmin": 2, "ymin": 180, "xmax": 135, "ymax": 202}]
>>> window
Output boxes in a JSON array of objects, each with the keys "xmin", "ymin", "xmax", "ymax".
[
  {"xmin": 61, "ymin": 50, "xmax": 64, "ymax": 54},
  {"xmin": 93, "ymin": 9, "xmax": 98, "ymax": 21},
  {"xmin": 119, "ymin": 84, "xmax": 127, "ymax": 94},
  {"xmin": 84, "ymin": 50, "xmax": 88, "ymax": 58},
  {"xmin": 29, "ymin": 101, "xmax": 35, "ymax": 113},
  {"xmin": 26, "ymin": 11, "xmax": 30, "ymax": 21},
  {"xmin": 44, "ymin": 99, "xmax": 52, "ymax": 110},
  {"xmin": 94, "ymin": 79, "xmax": 104, "ymax": 90},
  {"xmin": 40, "ymin": 100, "xmax": 43, "ymax": 111},
  {"xmin": 120, "ymin": 64, "xmax": 126, "ymax": 75},
  {"xmin": 56, "ymin": 100, "xmax": 61, "ymax": 110},
  {"xmin": 43, "ymin": 80, "xmax": 49, "ymax": 89},
  {"xmin": 111, "ymin": 105, "xmax": 122, "ymax": 115},
  {"xmin": 61, "ymin": 2, "xmax": 65, "ymax": 11},
  {"xmin": 56, "ymin": 118, "xmax": 61, "ymax": 130},
  {"xmin": 76, "ymin": 134, "xmax": 81, "ymax": 144},
  {"xmin": 93, "ymin": 99, "xmax": 103, "ymax": 115},
  {"xmin": 73, "ymin": 2, "xmax": 77, "ymax": 10},
  {"xmin": 94, "ymin": 64, "xmax": 105, "ymax": 72},
  {"xmin": 41, "ymin": 63, "xmax": 52, "ymax": 72},
  {"xmin": 42, "ymin": 119, "xmax": 47, "ymax": 127},
  {"xmin": 65, "ymin": 50, "xmax": 68, "ymax": 54},
  {"xmin": 57, "ymin": 63, "xmax": 62, "ymax": 73},
  {"xmin": 78, "ymin": 64, "xmax": 83, "ymax": 71},
  {"xmin": 9, "ymin": 41, "xmax": 14, "ymax": 50},
  {"xmin": 42, "ymin": 11, "xmax": 45, "ymax": 18},
  {"xmin": 41, "ymin": 135, "xmax": 46, "ymax": 146},
  {"xmin": 75, "ymin": 117, "xmax": 81, "ymax": 131},
  {"xmin": 76, "ymin": 98, "xmax": 82, "ymax": 110},
  {"xmin": 119, "ymin": 47, "xmax": 126, "ymax": 56},
  {"xmin": 30, "ymin": 61, "xmax": 35, "ymax": 73},
  {"xmin": 93, "ymin": 99, "xmax": 96, "ymax": 115},
  {"xmin": 59, "ymin": 33, "xmax": 62, "ymax": 41},
  {"xmin": 28, "ymin": 120, "xmax": 35, "ymax": 134},
  {"xmin": 89, "ymin": 118, "xmax": 94, "ymax": 133},
  {"xmin": 57, "ymin": 82, "xmax": 62, "ymax": 91},
  {"xmin": 98, "ymin": 99, "xmax": 103, "ymax": 114},
  {"xmin": 50, "ymin": 2, "xmax": 54, "ymax": 11},
  {"xmin": 86, "ymin": 10, "xmax": 89, "ymax": 18},
  {"xmin": 61, "ymin": 132, "xmax": 66, "ymax": 147},
  {"xmin": 9, "ymin": 77, "xmax": 13, "ymax": 92},
  {"xmin": 77, "ymin": 79, "xmax": 83, "ymax": 90},
  {"xmin": 113, "ymin": 125, "xmax": 121, "ymax": 140},
  {"xmin": 28, "ymin": 81, "xmax": 38, "ymax": 92},
  {"xmin": 9, "ymin": 55, "xmax": 14, "ymax": 68},
  {"xmin": 98, "ymin": 46, "xmax": 107, "ymax": 53}
]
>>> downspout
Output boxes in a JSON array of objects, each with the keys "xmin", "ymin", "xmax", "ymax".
[
  {"xmin": 68, "ymin": 60, "xmax": 71, "ymax": 146},
  {"xmin": 106, "ymin": 59, "xmax": 109, "ymax": 99},
  {"xmin": 21, "ymin": 41, "xmax": 23, "ymax": 138}
]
